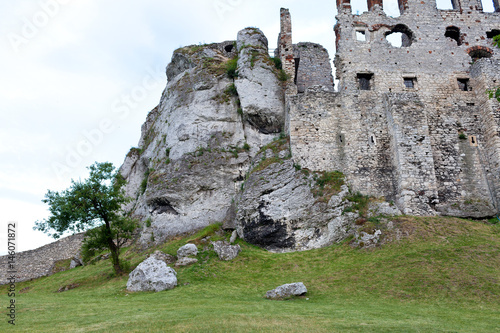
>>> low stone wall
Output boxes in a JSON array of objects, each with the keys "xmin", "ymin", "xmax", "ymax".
[{"xmin": 0, "ymin": 233, "xmax": 85, "ymax": 285}]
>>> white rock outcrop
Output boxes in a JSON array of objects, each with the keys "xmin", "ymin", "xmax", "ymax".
[
  {"xmin": 126, "ymin": 257, "xmax": 177, "ymax": 292},
  {"xmin": 177, "ymin": 244, "xmax": 198, "ymax": 258},
  {"xmin": 266, "ymin": 282, "xmax": 307, "ymax": 300}
]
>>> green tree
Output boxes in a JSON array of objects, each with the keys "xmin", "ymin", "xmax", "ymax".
[
  {"xmin": 488, "ymin": 35, "xmax": 500, "ymax": 102},
  {"xmin": 34, "ymin": 162, "xmax": 137, "ymax": 275}
]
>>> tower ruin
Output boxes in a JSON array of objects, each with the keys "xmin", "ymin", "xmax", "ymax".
[{"xmin": 281, "ymin": 1, "xmax": 500, "ymax": 217}]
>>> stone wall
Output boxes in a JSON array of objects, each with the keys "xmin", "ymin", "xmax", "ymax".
[
  {"xmin": 0, "ymin": 233, "xmax": 84, "ymax": 285},
  {"xmin": 284, "ymin": 1, "xmax": 500, "ymax": 217},
  {"xmin": 294, "ymin": 42, "xmax": 335, "ymax": 93}
]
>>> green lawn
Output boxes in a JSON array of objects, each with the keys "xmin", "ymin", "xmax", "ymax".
[{"xmin": 2, "ymin": 216, "xmax": 500, "ymax": 332}]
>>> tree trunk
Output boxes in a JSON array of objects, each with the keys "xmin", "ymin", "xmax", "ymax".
[{"xmin": 104, "ymin": 220, "xmax": 122, "ymax": 275}]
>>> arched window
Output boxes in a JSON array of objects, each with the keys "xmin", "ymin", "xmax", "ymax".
[
  {"xmin": 385, "ymin": 24, "xmax": 414, "ymax": 47},
  {"xmin": 467, "ymin": 46, "xmax": 493, "ymax": 61},
  {"xmin": 445, "ymin": 26, "xmax": 461, "ymax": 46}
]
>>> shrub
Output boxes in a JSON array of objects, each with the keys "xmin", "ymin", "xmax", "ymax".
[
  {"xmin": 459, "ymin": 132, "xmax": 467, "ymax": 140},
  {"xmin": 271, "ymin": 57, "xmax": 282, "ymax": 70},
  {"xmin": 226, "ymin": 57, "xmax": 239, "ymax": 79},
  {"xmin": 225, "ymin": 83, "xmax": 238, "ymax": 97},
  {"xmin": 278, "ymin": 69, "xmax": 290, "ymax": 82}
]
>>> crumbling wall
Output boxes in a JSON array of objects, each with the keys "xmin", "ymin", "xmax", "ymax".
[
  {"xmin": 294, "ymin": 43, "xmax": 335, "ymax": 93},
  {"xmin": 286, "ymin": 0, "xmax": 500, "ymax": 216}
]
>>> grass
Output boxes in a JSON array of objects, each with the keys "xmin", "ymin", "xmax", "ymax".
[{"xmin": 1, "ymin": 217, "xmax": 499, "ymax": 332}]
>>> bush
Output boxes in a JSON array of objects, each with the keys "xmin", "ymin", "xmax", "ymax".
[
  {"xmin": 278, "ymin": 69, "xmax": 290, "ymax": 82},
  {"xmin": 225, "ymin": 83, "xmax": 238, "ymax": 97},
  {"xmin": 271, "ymin": 57, "xmax": 282, "ymax": 70},
  {"xmin": 226, "ymin": 57, "xmax": 238, "ymax": 79},
  {"xmin": 459, "ymin": 132, "xmax": 467, "ymax": 140}
]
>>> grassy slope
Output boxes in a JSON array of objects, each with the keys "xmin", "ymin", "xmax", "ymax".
[{"xmin": 1, "ymin": 217, "xmax": 500, "ymax": 332}]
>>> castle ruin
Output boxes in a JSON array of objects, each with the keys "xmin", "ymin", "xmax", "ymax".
[{"xmin": 278, "ymin": 2, "xmax": 500, "ymax": 217}]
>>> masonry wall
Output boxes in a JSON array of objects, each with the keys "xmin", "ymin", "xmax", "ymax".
[
  {"xmin": 286, "ymin": 0, "xmax": 500, "ymax": 216},
  {"xmin": 294, "ymin": 42, "xmax": 335, "ymax": 93},
  {"xmin": 0, "ymin": 233, "xmax": 84, "ymax": 285}
]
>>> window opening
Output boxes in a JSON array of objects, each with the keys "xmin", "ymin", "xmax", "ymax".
[
  {"xmin": 382, "ymin": 0, "xmax": 401, "ymax": 17},
  {"xmin": 404, "ymin": 77, "xmax": 416, "ymax": 88},
  {"xmin": 385, "ymin": 24, "xmax": 413, "ymax": 47},
  {"xmin": 224, "ymin": 44, "xmax": 234, "ymax": 53},
  {"xmin": 468, "ymin": 48, "xmax": 493, "ymax": 61},
  {"xmin": 357, "ymin": 73, "xmax": 373, "ymax": 90},
  {"xmin": 356, "ymin": 30, "xmax": 366, "ymax": 41},
  {"xmin": 469, "ymin": 135, "xmax": 478, "ymax": 146},
  {"xmin": 445, "ymin": 26, "xmax": 461, "ymax": 45},
  {"xmin": 457, "ymin": 78, "xmax": 470, "ymax": 91},
  {"xmin": 486, "ymin": 29, "xmax": 500, "ymax": 39},
  {"xmin": 480, "ymin": 0, "xmax": 495, "ymax": 12},
  {"xmin": 436, "ymin": 0, "xmax": 455, "ymax": 9}
]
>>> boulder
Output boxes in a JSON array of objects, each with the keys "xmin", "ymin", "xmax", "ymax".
[
  {"xmin": 69, "ymin": 257, "xmax": 83, "ymax": 269},
  {"xmin": 177, "ymin": 244, "xmax": 198, "ymax": 258},
  {"xmin": 126, "ymin": 257, "xmax": 177, "ymax": 292},
  {"xmin": 229, "ymin": 230, "xmax": 238, "ymax": 244},
  {"xmin": 212, "ymin": 241, "xmax": 241, "ymax": 261},
  {"xmin": 266, "ymin": 282, "xmax": 307, "ymax": 300},
  {"xmin": 175, "ymin": 257, "xmax": 198, "ymax": 267}
]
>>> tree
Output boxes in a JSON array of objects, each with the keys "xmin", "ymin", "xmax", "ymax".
[
  {"xmin": 488, "ymin": 35, "xmax": 500, "ymax": 102},
  {"xmin": 34, "ymin": 162, "xmax": 137, "ymax": 275}
]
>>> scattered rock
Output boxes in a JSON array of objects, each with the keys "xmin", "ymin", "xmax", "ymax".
[
  {"xmin": 177, "ymin": 244, "xmax": 198, "ymax": 258},
  {"xmin": 212, "ymin": 241, "xmax": 241, "ymax": 261},
  {"xmin": 57, "ymin": 283, "xmax": 80, "ymax": 293},
  {"xmin": 175, "ymin": 257, "xmax": 198, "ymax": 267},
  {"xmin": 19, "ymin": 287, "xmax": 31, "ymax": 294},
  {"xmin": 127, "ymin": 257, "xmax": 177, "ymax": 292},
  {"xmin": 230, "ymin": 230, "xmax": 238, "ymax": 244},
  {"xmin": 150, "ymin": 250, "xmax": 176, "ymax": 265},
  {"xmin": 266, "ymin": 282, "xmax": 307, "ymax": 300},
  {"xmin": 70, "ymin": 257, "xmax": 83, "ymax": 269}
]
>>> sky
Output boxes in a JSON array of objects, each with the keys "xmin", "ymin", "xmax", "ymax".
[{"xmin": 0, "ymin": 0, "xmax": 494, "ymax": 256}]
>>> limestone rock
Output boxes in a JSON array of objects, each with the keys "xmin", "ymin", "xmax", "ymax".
[
  {"xmin": 230, "ymin": 230, "xmax": 238, "ymax": 244},
  {"xmin": 177, "ymin": 244, "xmax": 198, "ymax": 258},
  {"xmin": 69, "ymin": 257, "xmax": 83, "ymax": 269},
  {"xmin": 235, "ymin": 28, "xmax": 285, "ymax": 134},
  {"xmin": 126, "ymin": 257, "xmax": 177, "ymax": 292},
  {"xmin": 119, "ymin": 41, "xmax": 278, "ymax": 249},
  {"xmin": 212, "ymin": 241, "xmax": 241, "ymax": 261},
  {"xmin": 266, "ymin": 282, "xmax": 307, "ymax": 300},
  {"xmin": 175, "ymin": 257, "xmax": 198, "ymax": 267},
  {"xmin": 235, "ymin": 150, "xmax": 357, "ymax": 252}
]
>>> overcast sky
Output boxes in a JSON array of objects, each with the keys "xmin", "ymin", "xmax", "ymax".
[{"xmin": 0, "ymin": 0, "xmax": 493, "ymax": 256}]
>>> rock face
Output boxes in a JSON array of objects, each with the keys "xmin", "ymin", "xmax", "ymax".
[
  {"xmin": 235, "ymin": 28, "xmax": 285, "ymax": 134},
  {"xmin": 177, "ymin": 244, "xmax": 198, "ymax": 258},
  {"xmin": 266, "ymin": 282, "xmax": 307, "ymax": 300},
  {"xmin": 212, "ymin": 241, "xmax": 241, "ymax": 261},
  {"xmin": 127, "ymin": 257, "xmax": 177, "ymax": 292},
  {"xmin": 119, "ymin": 34, "xmax": 280, "ymax": 249},
  {"xmin": 233, "ymin": 139, "xmax": 359, "ymax": 252}
]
